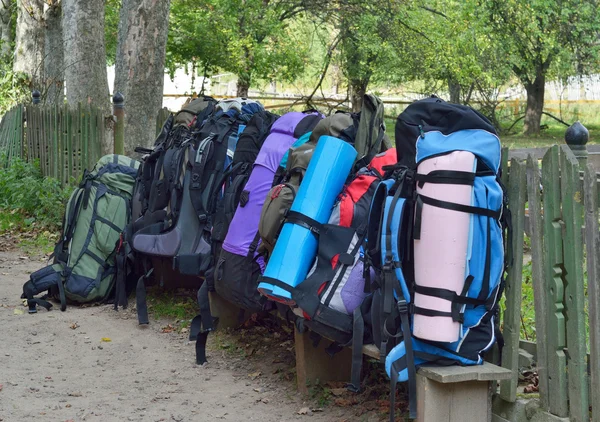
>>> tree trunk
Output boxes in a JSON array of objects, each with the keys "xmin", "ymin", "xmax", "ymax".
[
  {"xmin": 0, "ymin": 0, "xmax": 12, "ymax": 58},
  {"xmin": 63, "ymin": 0, "xmax": 111, "ymax": 153},
  {"xmin": 350, "ymin": 78, "xmax": 369, "ymax": 112},
  {"xmin": 448, "ymin": 78, "xmax": 461, "ymax": 104},
  {"xmin": 43, "ymin": 1, "xmax": 63, "ymax": 104},
  {"xmin": 114, "ymin": 0, "xmax": 171, "ymax": 155},
  {"xmin": 13, "ymin": 0, "xmax": 45, "ymax": 90},
  {"xmin": 523, "ymin": 73, "xmax": 546, "ymax": 135},
  {"xmin": 236, "ymin": 73, "xmax": 250, "ymax": 97}
]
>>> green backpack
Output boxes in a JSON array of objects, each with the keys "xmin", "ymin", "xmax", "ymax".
[{"xmin": 22, "ymin": 154, "xmax": 139, "ymax": 312}]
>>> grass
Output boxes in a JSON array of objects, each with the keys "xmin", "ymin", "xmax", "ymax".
[{"xmin": 145, "ymin": 286, "xmax": 198, "ymax": 330}]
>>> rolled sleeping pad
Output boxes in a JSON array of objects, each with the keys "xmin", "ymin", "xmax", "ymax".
[
  {"xmin": 257, "ymin": 136, "xmax": 357, "ymax": 303},
  {"xmin": 412, "ymin": 150, "xmax": 476, "ymax": 342}
]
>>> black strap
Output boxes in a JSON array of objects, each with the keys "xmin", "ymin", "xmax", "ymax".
[
  {"xmin": 415, "ymin": 170, "xmax": 475, "ymax": 188},
  {"xmin": 418, "ymin": 194, "xmax": 501, "ymax": 219},
  {"xmin": 96, "ymin": 215, "xmax": 123, "ymax": 233},
  {"xmin": 27, "ymin": 297, "xmax": 53, "ymax": 313},
  {"xmin": 136, "ymin": 268, "xmax": 152, "ymax": 324},
  {"xmin": 285, "ymin": 210, "xmax": 323, "ymax": 236},
  {"xmin": 348, "ymin": 307, "xmax": 365, "ymax": 393},
  {"xmin": 189, "ymin": 282, "xmax": 215, "ymax": 365}
]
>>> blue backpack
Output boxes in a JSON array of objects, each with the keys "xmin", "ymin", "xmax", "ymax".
[{"xmin": 365, "ymin": 97, "xmax": 509, "ymax": 419}]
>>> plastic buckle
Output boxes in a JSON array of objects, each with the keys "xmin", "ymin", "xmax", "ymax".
[{"xmin": 397, "ymin": 300, "xmax": 408, "ymax": 314}]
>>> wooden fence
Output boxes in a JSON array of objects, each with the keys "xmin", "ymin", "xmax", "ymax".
[
  {"xmin": 496, "ymin": 144, "xmax": 600, "ymax": 422},
  {"xmin": 0, "ymin": 103, "xmax": 105, "ymax": 185},
  {"xmin": 0, "ymin": 105, "xmax": 24, "ymax": 164}
]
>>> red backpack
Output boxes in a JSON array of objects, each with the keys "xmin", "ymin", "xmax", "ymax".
[{"xmin": 282, "ymin": 148, "xmax": 397, "ymax": 344}]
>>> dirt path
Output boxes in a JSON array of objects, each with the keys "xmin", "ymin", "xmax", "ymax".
[{"xmin": 0, "ymin": 248, "xmax": 384, "ymax": 422}]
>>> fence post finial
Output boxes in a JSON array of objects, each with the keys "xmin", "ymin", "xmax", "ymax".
[
  {"xmin": 565, "ymin": 121, "xmax": 589, "ymax": 166},
  {"xmin": 32, "ymin": 90, "xmax": 41, "ymax": 105},
  {"xmin": 112, "ymin": 92, "xmax": 125, "ymax": 155}
]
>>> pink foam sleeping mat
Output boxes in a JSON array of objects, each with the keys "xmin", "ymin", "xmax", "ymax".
[{"xmin": 413, "ymin": 150, "xmax": 476, "ymax": 342}]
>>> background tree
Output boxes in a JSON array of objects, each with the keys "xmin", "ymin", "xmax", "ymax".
[
  {"xmin": 63, "ymin": 0, "xmax": 111, "ymax": 151},
  {"xmin": 114, "ymin": 0, "xmax": 171, "ymax": 153},
  {"xmin": 476, "ymin": 0, "xmax": 600, "ymax": 135},
  {"xmin": 13, "ymin": 0, "xmax": 44, "ymax": 89},
  {"xmin": 0, "ymin": 0, "xmax": 12, "ymax": 57},
  {"xmin": 43, "ymin": 0, "xmax": 63, "ymax": 104}
]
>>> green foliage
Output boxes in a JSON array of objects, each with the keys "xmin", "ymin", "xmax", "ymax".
[
  {"xmin": 167, "ymin": 0, "xmax": 312, "ymax": 90},
  {"xmin": 0, "ymin": 156, "xmax": 72, "ymax": 231},
  {"xmin": 105, "ymin": 0, "xmax": 121, "ymax": 66},
  {"xmin": 0, "ymin": 61, "xmax": 30, "ymax": 114},
  {"xmin": 146, "ymin": 287, "xmax": 197, "ymax": 323},
  {"xmin": 475, "ymin": 0, "xmax": 600, "ymax": 84}
]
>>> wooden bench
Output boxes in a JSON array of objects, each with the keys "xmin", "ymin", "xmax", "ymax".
[{"xmin": 209, "ymin": 291, "xmax": 512, "ymax": 421}]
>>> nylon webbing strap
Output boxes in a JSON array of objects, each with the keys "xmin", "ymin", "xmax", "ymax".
[
  {"xmin": 136, "ymin": 268, "xmax": 153, "ymax": 325},
  {"xmin": 418, "ymin": 194, "xmax": 501, "ymax": 219},
  {"xmin": 415, "ymin": 170, "xmax": 475, "ymax": 188},
  {"xmin": 189, "ymin": 282, "xmax": 215, "ymax": 365},
  {"xmin": 285, "ymin": 211, "xmax": 323, "ymax": 236},
  {"xmin": 348, "ymin": 307, "xmax": 365, "ymax": 393},
  {"xmin": 400, "ymin": 303, "xmax": 417, "ymax": 419}
]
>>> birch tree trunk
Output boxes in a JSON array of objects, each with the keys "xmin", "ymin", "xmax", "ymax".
[
  {"xmin": 43, "ymin": 1, "xmax": 63, "ymax": 104},
  {"xmin": 13, "ymin": 0, "xmax": 45, "ymax": 89},
  {"xmin": 63, "ymin": 0, "xmax": 111, "ymax": 152},
  {"xmin": 0, "ymin": 0, "xmax": 12, "ymax": 58},
  {"xmin": 114, "ymin": 0, "xmax": 171, "ymax": 154}
]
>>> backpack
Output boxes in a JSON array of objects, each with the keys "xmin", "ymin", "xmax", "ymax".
[
  {"xmin": 22, "ymin": 155, "xmax": 139, "ymax": 312},
  {"xmin": 208, "ymin": 109, "xmax": 280, "ymax": 280},
  {"xmin": 213, "ymin": 112, "xmax": 322, "ymax": 311},
  {"xmin": 129, "ymin": 99, "xmax": 263, "ymax": 324},
  {"xmin": 271, "ymin": 148, "xmax": 397, "ymax": 347},
  {"xmin": 366, "ymin": 97, "xmax": 507, "ymax": 419},
  {"xmin": 257, "ymin": 96, "xmax": 389, "ymax": 260},
  {"xmin": 257, "ymin": 113, "xmax": 355, "ymax": 259}
]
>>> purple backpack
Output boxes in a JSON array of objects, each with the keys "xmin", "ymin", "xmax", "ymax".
[{"xmin": 214, "ymin": 111, "xmax": 322, "ymax": 311}]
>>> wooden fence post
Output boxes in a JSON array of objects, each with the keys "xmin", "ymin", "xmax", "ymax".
[
  {"xmin": 113, "ymin": 92, "xmax": 125, "ymax": 155},
  {"xmin": 565, "ymin": 121, "xmax": 588, "ymax": 168},
  {"xmin": 500, "ymin": 158, "xmax": 527, "ymax": 402},
  {"xmin": 541, "ymin": 145, "xmax": 569, "ymax": 417},
  {"xmin": 560, "ymin": 145, "xmax": 589, "ymax": 422},
  {"xmin": 584, "ymin": 164, "xmax": 600, "ymax": 422},
  {"xmin": 525, "ymin": 155, "xmax": 549, "ymax": 410}
]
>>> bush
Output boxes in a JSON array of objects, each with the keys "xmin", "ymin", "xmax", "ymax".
[{"xmin": 0, "ymin": 156, "xmax": 72, "ymax": 231}]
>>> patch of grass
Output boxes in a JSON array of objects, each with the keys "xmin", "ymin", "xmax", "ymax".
[
  {"xmin": 18, "ymin": 231, "xmax": 58, "ymax": 256},
  {"xmin": 146, "ymin": 287, "xmax": 198, "ymax": 332},
  {"xmin": 308, "ymin": 381, "xmax": 332, "ymax": 407}
]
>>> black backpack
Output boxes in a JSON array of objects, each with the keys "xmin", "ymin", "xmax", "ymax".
[
  {"xmin": 395, "ymin": 95, "xmax": 497, "ymax": 168},
  {"xmin": 209, "ymin": 110, "xmax": 280, "ymax": 270}
]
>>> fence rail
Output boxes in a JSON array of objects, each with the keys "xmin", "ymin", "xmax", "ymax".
[{"xmin": 0, "ymin": 105, "xmax": 24, "ymax": 164}]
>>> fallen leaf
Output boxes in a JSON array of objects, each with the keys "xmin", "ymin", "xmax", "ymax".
[
  {"xmin": 0, "ymin": 384, "xmax": 3, "ymax": 391},
  {"xmin": 297, "ymin": 407, "xmax": 311, "ymax": 415},
  {"xmin": 13, "ymin": 309, "xmax": 23, "ymax": 315},
  {"xmin": 68, "ymin": 392, "xmax": 82, "ymax": 397},
  {"xmin": 65, "ymin": 404, "xmax": 72, "ymax": 408},
  {"xmin": 248, "ymin": 371, "xmax": 261, "ymax": 380},
  {"xmin": 161, "ymin": 324, "xmax": 174, "ymax": 333},
  {"xmin": 70, "ymin": 323, "xmax": 79, "ymax": 330},
  {"xmin": 330, "ymin": 388, "xmax": 347, "ymax": 397},
  {"xmin": 101, "ymin": 337, "xmax": 111, "ymax": 342}
]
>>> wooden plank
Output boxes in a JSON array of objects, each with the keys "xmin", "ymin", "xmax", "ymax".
[
  {"xmin": 559, "ymin": 145, "xmax": 589, "ymax": 422},
  {"xmin": 41, "ymin": 106, "xmax": 47, "ymax": 176},
  {"xmin": 419, "ymin": 362, "xmax": 512, "ymax": 384},
  {"xmin": 17, "ymin": 104, "xmax": 24, "ymax": 160},
  {"xmin": 525, "ymin": 155, "xmax": 549, "ymax": 411},
  {"xmin": 61, "ymin": 104, "xmax": 67, "ymax": 185},
  {"xmin": 499, "ymin": 158, "xmax": 527, "ymax": 403},
  {"xmin": 541, "ymin": 146, "xmax": 569, "ymax": 417},
  {"xmin": 294, "ymin": 328, "xmax": 352, "ymax": 394},
  {"xmin": 52, "ymin": 104, "xmax": 59, "ymax": 179},
  {"xmin": 67, "ymin": 107, "xmax": 73, "ymax": 183},
  {"xmin": 584, "ymin": 164, "xmax": 600, "ymax": 422}
]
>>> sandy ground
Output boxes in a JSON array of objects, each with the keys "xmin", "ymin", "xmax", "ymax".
[{"xmin": 0, "ymin": 247, "xmax": 387, "ymax": 422}]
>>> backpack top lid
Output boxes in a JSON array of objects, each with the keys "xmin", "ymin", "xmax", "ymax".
[
  {"xmin": 232, "ymin": 110, "xmax": 280, "ymax": 164},
  {"xmin": 395, "ymin": 95, "xmax": 497, "ymax": 169},
  {"xmin": 217, "ymin": 97, "xmax": 261, "ymax": 114},
  {"xmin": 367, "ymin": 147, "xmax": 397, "ymax": 176},
  {"xmin": 255, "ymin": 112, "xmax": 321, "ymax": 172},
  {"xmin": 308, "ymin": 113, "xmax": 354, "ymax": 144},
  {"xmin": 173, "ymin": 96, "xmax": 216, "ymax": 128}
]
